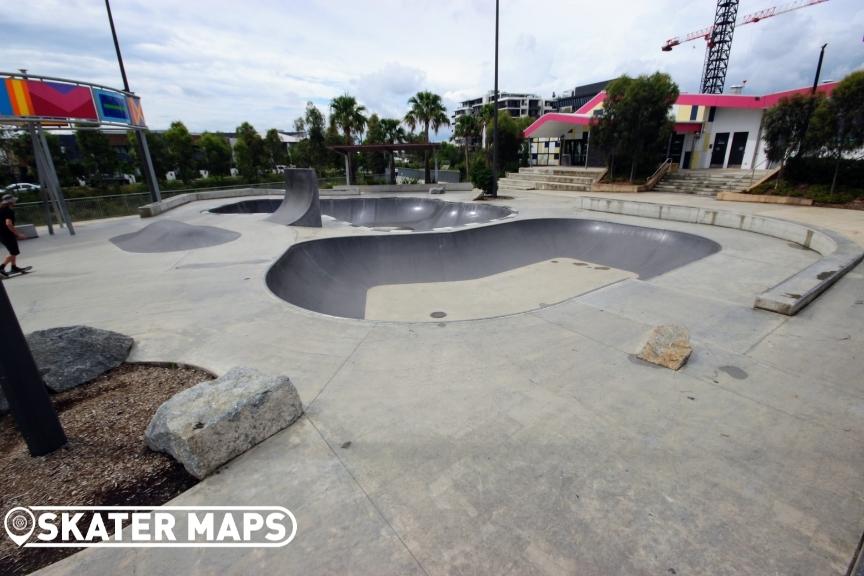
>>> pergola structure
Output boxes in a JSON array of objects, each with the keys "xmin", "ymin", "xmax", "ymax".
[
  {"xmin": 328, "ymin": 142, "xmax": 442, "ymax": 186},
  {"xmin": 1, "ymin": 71, "xmax": 160, "ymax": 235}
]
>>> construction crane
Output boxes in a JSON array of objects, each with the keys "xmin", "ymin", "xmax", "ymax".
[{"xmin": 662, "ymin": 0, "xmax": 830, "ymax": 94}]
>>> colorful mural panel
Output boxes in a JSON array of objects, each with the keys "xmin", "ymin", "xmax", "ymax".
[
  {"xmin": 0, "ymin": 74, "xmax": 146, "ymax": 128},
  {"xmin": 27, "ymin": 80, "xmax": 98, "ymax": 120},
  {"xmin": 127, "ymin": 96, "xmax": 146, "ymax": 127},
  {"xmin": 93, "ymin": 88, "xmax": 130, "ymax": 123}
]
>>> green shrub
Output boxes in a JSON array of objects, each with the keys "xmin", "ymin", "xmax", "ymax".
[{"xmin": 470, "ymin": 157, "xmax": 493, "ymax": 194}]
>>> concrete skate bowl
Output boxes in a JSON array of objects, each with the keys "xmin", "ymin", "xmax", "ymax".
[
  {"xmin": 266, "ymin": 218, "xmax": 721, "ymax": 321},
  {"xmin": 110, "ymin": 220, "xmax": 240, "ymax": 253},
  {"xmin": 210, "ymin": 197, "xmax": 514, "ymax": 231}
]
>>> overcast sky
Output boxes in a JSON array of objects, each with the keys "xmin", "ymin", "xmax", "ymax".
[{"xmin": 2, "ymin": 0, "xmax": 862, "ymax": 139}]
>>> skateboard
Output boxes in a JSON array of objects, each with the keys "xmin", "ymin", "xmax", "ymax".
[{"xmin": 0, "ymin": 266, "xmax": 33, "ymax": 279}]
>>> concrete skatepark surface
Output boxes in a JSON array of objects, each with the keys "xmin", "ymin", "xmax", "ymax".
[
  {"xmin": 109, "ymin": 219, "xmax": 241, "ymax": 253},
  {"xmin": 8, "ymin": 188, "xmax": 864, "ymax": 575},
  {"xmin": 266, "ymin": 218, "xmax": 720, "ymax": 319},
  {"xmin": 212, "ymin": 196, "xmax": 515, "ymax": 231}
]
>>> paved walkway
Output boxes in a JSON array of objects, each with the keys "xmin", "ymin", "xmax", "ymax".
[{"xmin": 8, "ymin": 190, "xmax": 862, "ymax": 575}]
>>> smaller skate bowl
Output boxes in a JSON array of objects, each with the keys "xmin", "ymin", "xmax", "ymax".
[
  {"xmin": 211, "ymin": 197, "xmax": 514, "ymax": 231},
  {"xmin": 110, "ymin": 220, "xmax": 240, "ymax": 253},
  {"xmin": 267, "ymin": 168, "xmax": 322, "ymax": 227},
  {"xmin": 266, "ymin": 218, "xmax": 721, "ymax": 320},
  {"xmin": 317, "ymin": 197, "xmax": 513, "ymax": 231}
]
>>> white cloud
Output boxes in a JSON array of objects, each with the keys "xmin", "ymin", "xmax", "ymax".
[{"xmin": 2, "ymin": 0, "xmax": 861, "ymax": 132}]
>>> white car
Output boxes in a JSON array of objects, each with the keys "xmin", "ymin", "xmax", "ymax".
[{"xmin": 3, "ymin": 183, "xmax": 41, "ymax": 193}]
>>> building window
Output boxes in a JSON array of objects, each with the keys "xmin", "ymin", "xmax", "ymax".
[
  {"xmin": 708, "ymin": 106, "xmax": 717, "ymax": 122},
  {"xmin": 689, "ymin": 106, "xmax": 699, "ymax": 121}
]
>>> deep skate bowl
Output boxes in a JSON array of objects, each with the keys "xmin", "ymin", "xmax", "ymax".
[
  {"xmin": 210, "ymin": 197, "xmax": 514, "ymax": 231},
  {"xmin": 266, "ymin": 218, "xmax": 721, "ymax": 320}
]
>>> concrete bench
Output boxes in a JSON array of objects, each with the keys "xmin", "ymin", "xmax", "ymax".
[{"xmin": 17, "ymin": 224, "xmax": 38, "ymax": 239}]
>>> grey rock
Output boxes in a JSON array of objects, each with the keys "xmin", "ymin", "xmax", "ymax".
[
  {"xmin": 145, "ymin": 367, "xmax": 303, "ymax": 479},
  {"xmin": 637, "ymin": 325, "xmax": 692, "ymax": 370},
  {"xmin": 27, "ymin": 326, "xmax": 134, "ymax": 392}
]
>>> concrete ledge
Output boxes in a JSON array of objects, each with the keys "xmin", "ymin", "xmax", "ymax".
[
  {"xmin": 17, "ymin": 223, "xmax": 38, "ymax": 239},
  {"xmin": 330, "ymin": 182, "xmax": 473, "ymax": 195},
  {"xmin": 573, "ymin": 196, "xmax": 864, "ymax": 315},
  {"xmin": 592, "ymin": 182, "xmax": 648, "ymax": 193},
  {"xmin": 717, "ymin": 191, "xmax": 813, "ymax": 205},
  {"xmin": 139, "ymin": 188, "xmax": 283, "ymax": 218}
]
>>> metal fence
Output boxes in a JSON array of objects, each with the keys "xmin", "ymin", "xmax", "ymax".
[{"xmin": 12, "ymin": 183, "xmax": 288, "ymax": 226}]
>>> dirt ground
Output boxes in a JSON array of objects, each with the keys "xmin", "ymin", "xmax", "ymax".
[{"xmin": 0, "ymin": 363, "xmax": 213, "ymax": 576}]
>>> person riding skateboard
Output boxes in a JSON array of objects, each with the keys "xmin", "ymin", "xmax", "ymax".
[{"xmin": 0, "ymin": 193, "xmax": 31, "ymax": 278}]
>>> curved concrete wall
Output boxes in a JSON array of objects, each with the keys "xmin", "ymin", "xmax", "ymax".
[
  {"xmin": 266, "ymin": 218, "xmax": 720, "ymax": 320},
  {"xmin": 573, "ymin": 196, "xmax": 864, "ymax": 315},
  {"xmin": 211, "ymin": 197, "xmax": 514, "ymax": 231}
]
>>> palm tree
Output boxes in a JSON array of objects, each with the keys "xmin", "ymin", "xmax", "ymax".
[
  {"xmin": 380, "ymin": 118, "xmax": 406, "ymax": 185},
  {"xmin": 478, "ymin": 103, "xmax": 497, "ymax": 150},
  {"xmin": 454, "ymin": 114, "xmax": 480, "ymax": 171},
  {"xmin": 329, "ymin": 94, "xmax": 367, "ymax": 185},
  {"xmin": 404, "ymin": 91, "xmax": 450, "ymax": 183}
]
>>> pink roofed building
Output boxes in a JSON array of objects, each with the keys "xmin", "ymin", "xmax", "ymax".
[{"xmin": 523, "ymin": 82, "xmax": 839, "ymax": 171}]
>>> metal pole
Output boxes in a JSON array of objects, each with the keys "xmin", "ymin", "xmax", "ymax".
[
  {"xmin": 37, "ymin": 126, "xmax": 75, "ymax": 235},
  {"xmin": 30, "ymin": 126, "xmax": 64, "ymax": 230},
  {"xmin": 105, "ymin": 0, "xmax": 130, "ymax": 92},
  {"xmin": 106, "ymin": 0, "xmax": 161, "ymax": 203},
  {"xmin": 811, "ymin": 43, "xmax": 828, "ymax": 95},
  {"xmin": 491, "ymin": 0, "xmax": 499, "ymax": 198},
  {"xmin": 137, "ymin": 130, "xmax": 161, "ymax": 202},
  {"xmin": 799, "ymin": 43, "xmax": 827, "ymax": 156},
  {"xmin": 27, "ymin": 124, "xmax": 55, "ymax": 235},
  {"xmin": 584, "ymin": 130, "xmax": 591, "ymax": 169},
  {"xmin": 0, "ymin": 282, "xmax": 67, "ymax": 456}
]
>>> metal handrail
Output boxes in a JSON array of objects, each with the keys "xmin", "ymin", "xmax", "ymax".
[{"xmin": 647, "ymin": 158, "xmax": 674, "ymax": 187}]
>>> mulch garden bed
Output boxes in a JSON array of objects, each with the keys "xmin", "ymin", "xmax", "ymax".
[{"xmin": 0, "ymin": 363, "xmax": 213, "ymax": 576}]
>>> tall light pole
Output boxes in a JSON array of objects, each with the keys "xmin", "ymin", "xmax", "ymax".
[
  {"xmin": 491, "ymin": 0, "xmax": 500, "ymax": 198},
  {"xmin": 105, "ymin": 0, "xmax": 161, "ymax": 203},
  {"xmin": 811, "ymin": 43, "xmax": 828, "ymax": 94},
  {"xmin": 799, "ymin": 43, "xmax": 828, "ymax": 155}
]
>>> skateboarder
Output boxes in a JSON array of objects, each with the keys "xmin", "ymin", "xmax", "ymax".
[{"xmin": 0, "ymin": 193, "xmax": 31, "ymax": 278}]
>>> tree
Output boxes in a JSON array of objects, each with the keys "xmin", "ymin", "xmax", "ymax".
[
  {"xmin": 199, "ymin": 132, "xmax": 232, "ymax": 177},
  {"xmin": 809, "ymin": 70, "xmax": 864, "ymax": 193},
  {"xmin": 164, "ymin": 121, "xmax": 198, "ymax": 182},
  {"xmin": 478, "ymin": 103, "xmax": 497, "ymax": 149},
  {"xmin": 593, "ymin": 73, "xmax": 680, "ymax": 182},
  {"xmin": 264, "ymin": 128, "xmax": 288, "ymax": 169},
  {"xmin": 763, "ymin": 94, "xmax": 817, "ymax": 188},
  {"xmin": 454, "ymin": 114, "xmax": 481, "ymax": 172},
  {"xmin": 362, "ymin": 113, "xmax": 387, "ymax": 178},
  {"xmin": 329, "ymin": 94, "xmax": 367, "ymax": 184},
  {"xmin": 76, "ymin": 129, "xmax": 119, "ymax": 184},
  {"xmin": 137, "ymin": 131, "xmax": 171, "ymax": 182},
  {"xmin": 234, "ymin": 122, "xmax": 266, "ymax": 180},
  {"xmin": 293, "ymin": 117, "xmax": 305, "ymax": 132},
  {"xmin": 486, "ymin": 112, "xmax": 532, "ymax": 176},
  {"xmin": 380, "ymin": 118, "xmax": 406, "ymax": 184},
  {"xmin": 405, "ymin": 91, "xmax": 450, "ymax": 183}
]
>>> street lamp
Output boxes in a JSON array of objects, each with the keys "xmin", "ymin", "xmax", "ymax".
[{"xmin": 491, "ymin": 0, "xmax": 499, "ymax": 198}]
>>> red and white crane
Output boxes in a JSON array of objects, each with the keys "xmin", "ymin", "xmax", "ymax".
[{"xmin": 662, "ymin": 0, "xmax": 829, "ymax": 52}]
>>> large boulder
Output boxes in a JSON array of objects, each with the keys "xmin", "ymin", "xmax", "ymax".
[
  {"xmin": 637, "ymin": 325, "xmax": 692, "ymax": 370},
  {"xmin": 27, "ymin": 326, "xmax": 134, "ymax": 392},
  {"xmin": 145, "ymin": 367, "xmax": 303, "ymax": 479}
]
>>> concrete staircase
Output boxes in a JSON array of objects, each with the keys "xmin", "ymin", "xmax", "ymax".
[
  {"xmin": 498, "ymin": 167, "xmax": 605, "ymax": 193},
  {"xmin": 652, "ymin": 169, "xmax": 769, "ymax": 197}
]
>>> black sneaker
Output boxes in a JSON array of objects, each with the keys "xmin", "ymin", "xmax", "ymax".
[
  {"xmin": 10, "ymin": 266, "xmax": 31, "ymax": 274},
  {"xmin": 0, "ymin": 269, "xmax": 8, "ymax": 278}
]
